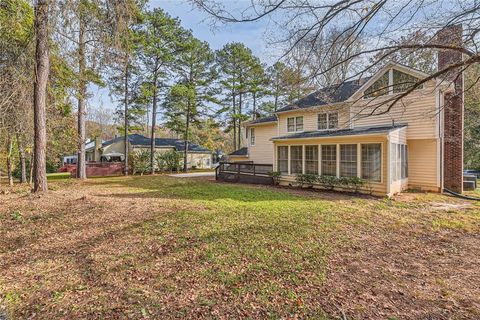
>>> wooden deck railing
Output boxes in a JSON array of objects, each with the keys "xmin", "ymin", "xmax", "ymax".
[{"xmin": 215, "ymin": 162, "xmax": 273, "ymax": 184}]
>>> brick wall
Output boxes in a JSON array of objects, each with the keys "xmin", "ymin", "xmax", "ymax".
[
  {"xmin": 438, "ymin": 25, "xmax": 464, "ymax": 193},
  {"xmin": 59, "ymin": 163, "xmax": 124, "ymax": 178}
]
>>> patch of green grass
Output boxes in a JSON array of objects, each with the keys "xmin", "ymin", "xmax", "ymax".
[{"xmin": 46, "ymin": 172, "xmax": 71, "ymax": 181}]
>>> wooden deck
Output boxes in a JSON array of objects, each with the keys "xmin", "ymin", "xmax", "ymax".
[{"xmin": 215, "ymin": 162, "xmax": 273, "ymax": 185}]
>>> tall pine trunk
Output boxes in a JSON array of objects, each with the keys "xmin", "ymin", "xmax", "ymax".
[
  {"xmin": 253, "ymin": 92, "xmax": 257, "ymax": 120},
  {"xmin": 123, "ymin": 56, "xmax": 129, "ymax": 176},
  {"xmin": 16, "ymin": 133, "xmax": 27, "ymax": 183},
  {"xmin": 232, "ymin": 88, "xmax": 236, "ymax": 150},
  {"xmin": 33, "ymin": 0, "xmax": 49, "ymax": 193},
  {"xmin": 150, "ymin": 72, "xmax": 158, "ymax": 174},
  {"xmin": 7, "ymin": 137, "xmax": 14, "ymax": 186},
  {"xmin": 238, "ymin": 91, "xmax": 242, "ymax": 148},
  {"xmin": 183, "ymin": 102, "xmax": 190, "ymax": 172},
  {"xmin": 77, "ymin": 15, "xmax": 87, "ymax": 179}
]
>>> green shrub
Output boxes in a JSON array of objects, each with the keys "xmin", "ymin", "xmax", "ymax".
[
  {"xmin": 268, "ymin": 171, "xmax": 282, "ymax": 185},
  {"xmin": 158, "ymin": 150, "xmax": 183, "ymax": 172},
  {"xmin": 130, "ymin": 149, "xmax": 151, "ymax": 175},
  {"xmin": 348, "ymin": 176, "xmax": 367, "ymax": 193},
  {"xmin": 295, "ymin": 173, "xmax": 317, "ymax": 188},
  {"xmin": 317, "ymin": 175, "xmax": 338, "ymax": 190}
]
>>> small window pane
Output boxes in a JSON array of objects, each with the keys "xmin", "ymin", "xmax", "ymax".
[
  {"xmin": 364, "ymin": 71, "xmax": 389, "ymax": 98},
  {"xmin": 361, "ymin": 144, "xmax": 381, "ymax": 182},
  {"xmin": 321, "ymin": 145, "xmax": 337, "ymax": 176},
  {"xmin": 250, "ymin": 128, "xmax": 255, "ymax": 145},
  {"xmin": 287, "ymin": 118, "xmax": 295, "ymax": 132},
  {"xmin": 340, "ymin": 144, "xmax": 357, "ymax": 177},
  {"xmin": 296, "ymin": 116, "xmax": 303, "ymax": 131},
  {"xmin": 290, "ymin": 146, "xmax": 303, "ymax": 174},
  {"xmin": 277, "ymin": 146, "xmax": 288, "ymax": 174},
  {"xmin": 318, "ymin": 113, "xmax": 327, "ymax": 130},
  {"xmin": 305, "ymin": 145, "xmax": 319, "ymax": 174},
  {"xmin": 393, "ymin": 69, "xmax": 422, "ymax": 93},
  {"xmin": 329, "ymin": 112, "xmax": 338, "ymax": 129}
]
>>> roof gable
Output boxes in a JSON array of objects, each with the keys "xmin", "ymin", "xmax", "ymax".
[
  {"xmin": 275, "ymin": 78, "xmax": 368, "ymax": 113},
  {"xmin": 348, "ymin": 62, "xmax": 430, "ymax": 101}
]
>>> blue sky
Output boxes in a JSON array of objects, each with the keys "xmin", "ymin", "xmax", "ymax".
[{"xmin": 90, "ymin": 0, "xmax": 273, "ymax": 114}]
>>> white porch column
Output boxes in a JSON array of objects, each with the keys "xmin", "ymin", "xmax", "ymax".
[
  {"xmin": 318, "ymin": 144, "xmax": 322, "ymax": 175},
  {"xmin": 287, "ymin": 145, "xmax": 291, "ymax": 175},
  {"xmin": 357, "ymin": 143, "xmax": 362, "ymax": 178},
  {"xmin": 302, "ymin": 145, "xmax": 306, "ymax": 174},
  {"xmin": 336, "ymin": 144, "xmax": 340, "ymax": 178}
]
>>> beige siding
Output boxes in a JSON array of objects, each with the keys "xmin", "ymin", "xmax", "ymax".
[
  {"xmin": 133, "ymin": 146, "xmax": 211, "ymax": 169},
  {"xmin": 352, "ymin": 82, "xmax": 438, "ymax": 139},
  {"xmin": 407, "ymin": 139, "xmax": 439, "ymax": 191},
  {"xmin": 247, "ymin": 123, "xmax": 276, "ymax": 164},
  {"xmin": 103, "ymin": 140, "xmax": 128, "ymax": 154},
  {"xmin": 274, "ymin": 135, "xmax": 388, "ymax": 195},
  {"xmin": 389, "ymin": 127, "xmax": 407, "ymax": 144},
  {"xmin": 277, "ymin": 105, "xmax": 350, "ymax": 136},
  {"xmin": 228, "ymin": 156, "xmax": 249, "ymax": 163}
]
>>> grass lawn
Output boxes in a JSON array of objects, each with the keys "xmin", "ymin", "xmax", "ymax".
[{"xmin": 1, "ymin": 176, "xmax": 479, "ymax": 319}]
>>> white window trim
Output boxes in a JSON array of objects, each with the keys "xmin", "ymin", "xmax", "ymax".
[
  {"xmin": 287, "ymin": 116, "xmax": 304, "ymax": 133},
  {"xmin": 317, "ymin": 111, "xmax": 339, "ymax": 131}
]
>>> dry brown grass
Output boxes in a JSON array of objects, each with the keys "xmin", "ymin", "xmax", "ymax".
[{"xmin": 1, "ymin": 175, "xmax": 479, "ymax": 319}]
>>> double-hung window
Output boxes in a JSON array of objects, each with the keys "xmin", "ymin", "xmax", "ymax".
[
  {"xmin": 287, "ymin": 116, "xmax": 304, "ymax": 132},
  {"xmin": 340, "ymin": 144, "xmax": 358, "ymax": 177},
  {"xmin": 290, "ymin": 146, "xmax": 303, "ymax": 174},
  {"xmin": 321, "ymin": 145, "xmax": 337, "ymax": 176},
  {"xmin": 305, "ymin": 146, "xmax": 318, "ymax": 174},
  {"xmin": 277, "ymin": 146, "xmax": 288, "ymax": 174},
  {"xmin": 361, "ymin": 144, "xmax": 381, "ymax": 182},
  {"xmin": 317, "ymin": 112, "xmax": 338, "ymax": 130},
  {"xmin": 250, "ymin": 128, "xmax": 255, "ymax": 146}
]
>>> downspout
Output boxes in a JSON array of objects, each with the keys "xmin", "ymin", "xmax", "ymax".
[
  {"xmin": 438, "ymin": 89, "xmax": 444, "ymax": 192},
  {"xmin": 386, "ymin": 134, "xmax": 391, "ymax": 196}
]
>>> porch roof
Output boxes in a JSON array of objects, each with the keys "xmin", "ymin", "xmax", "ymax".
[{"xmin": 271, "ymin": 124, "xmax": 407, "ymax": 141}]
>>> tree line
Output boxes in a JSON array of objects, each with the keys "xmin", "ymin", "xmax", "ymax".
[
  {"xmin": 0, "ymin": 0, "xmax": 318, "ymax": 191},
  {"xmin": 1, "ymin": 0, "xmax": 479, "ymax": 193}
]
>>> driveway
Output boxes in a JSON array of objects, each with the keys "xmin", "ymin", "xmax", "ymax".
[{"xmin": 169, "ymin": 171, "xmax": 215, "ymax": 178}]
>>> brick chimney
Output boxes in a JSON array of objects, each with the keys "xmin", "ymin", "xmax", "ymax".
[{"xmin": 438, "ymin": 25, "xmax": 464, "ymax": 193}]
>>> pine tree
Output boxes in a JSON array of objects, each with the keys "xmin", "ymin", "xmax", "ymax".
[
  {"xmin": 164, "ymin": 34, "xmax": 217, "ymax": 172},
  {"xmin": 216, "ymin": 42, "xmax": 260, "ymax": 149},
  {"xmin": 136, "ymin": 8, "xmax": 185, "ymax": 173}
]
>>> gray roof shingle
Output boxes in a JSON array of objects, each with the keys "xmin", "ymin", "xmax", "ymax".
[
  {"xmin": 247, "ymin": 115, "xmax": 277, "ymax": 125},
  {"xmin": 276, "ymin": 78, "xmax": 370, "ymax": 113},
  {"xmin": 103, "ymin": 134, "xmax": 211, "ymax": 153},
  {"xmin": 271, "ymin": 125, "xmax": 406, "ymax": 140},
  {"xmin": 228, "ymin": 147, "xmax": 248, "ymax": 156}
]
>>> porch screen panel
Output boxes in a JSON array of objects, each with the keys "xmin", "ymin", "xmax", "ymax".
[
  {"xmin": 340, "ymin": 144, "xmax": 357, "ymax": 177},
  {"xmin": 321, "ymin": 145, "xmax": 337, "ymax": 176},
  {"xmin": 290, "ymin": 146, "xmax": 303, "ymax": 174},
  {"xmin": 361, "ymin": 144, "xmax": 381, "ymax": 182},
  {"xmin": 277, "ymin": 146, "xmax": 288, "ymax": 174},
  {"xmin": 401, "ymin": 145, "xmax": 408, "ymax": 179},
  {"xmin": 305, "ymin": 145, "xmax": 319, "ymax": 174}
]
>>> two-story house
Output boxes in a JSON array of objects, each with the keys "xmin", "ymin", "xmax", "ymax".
[{"xmin": 229, "ymin": 33, "xmax": 464, "ymax": 196}]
